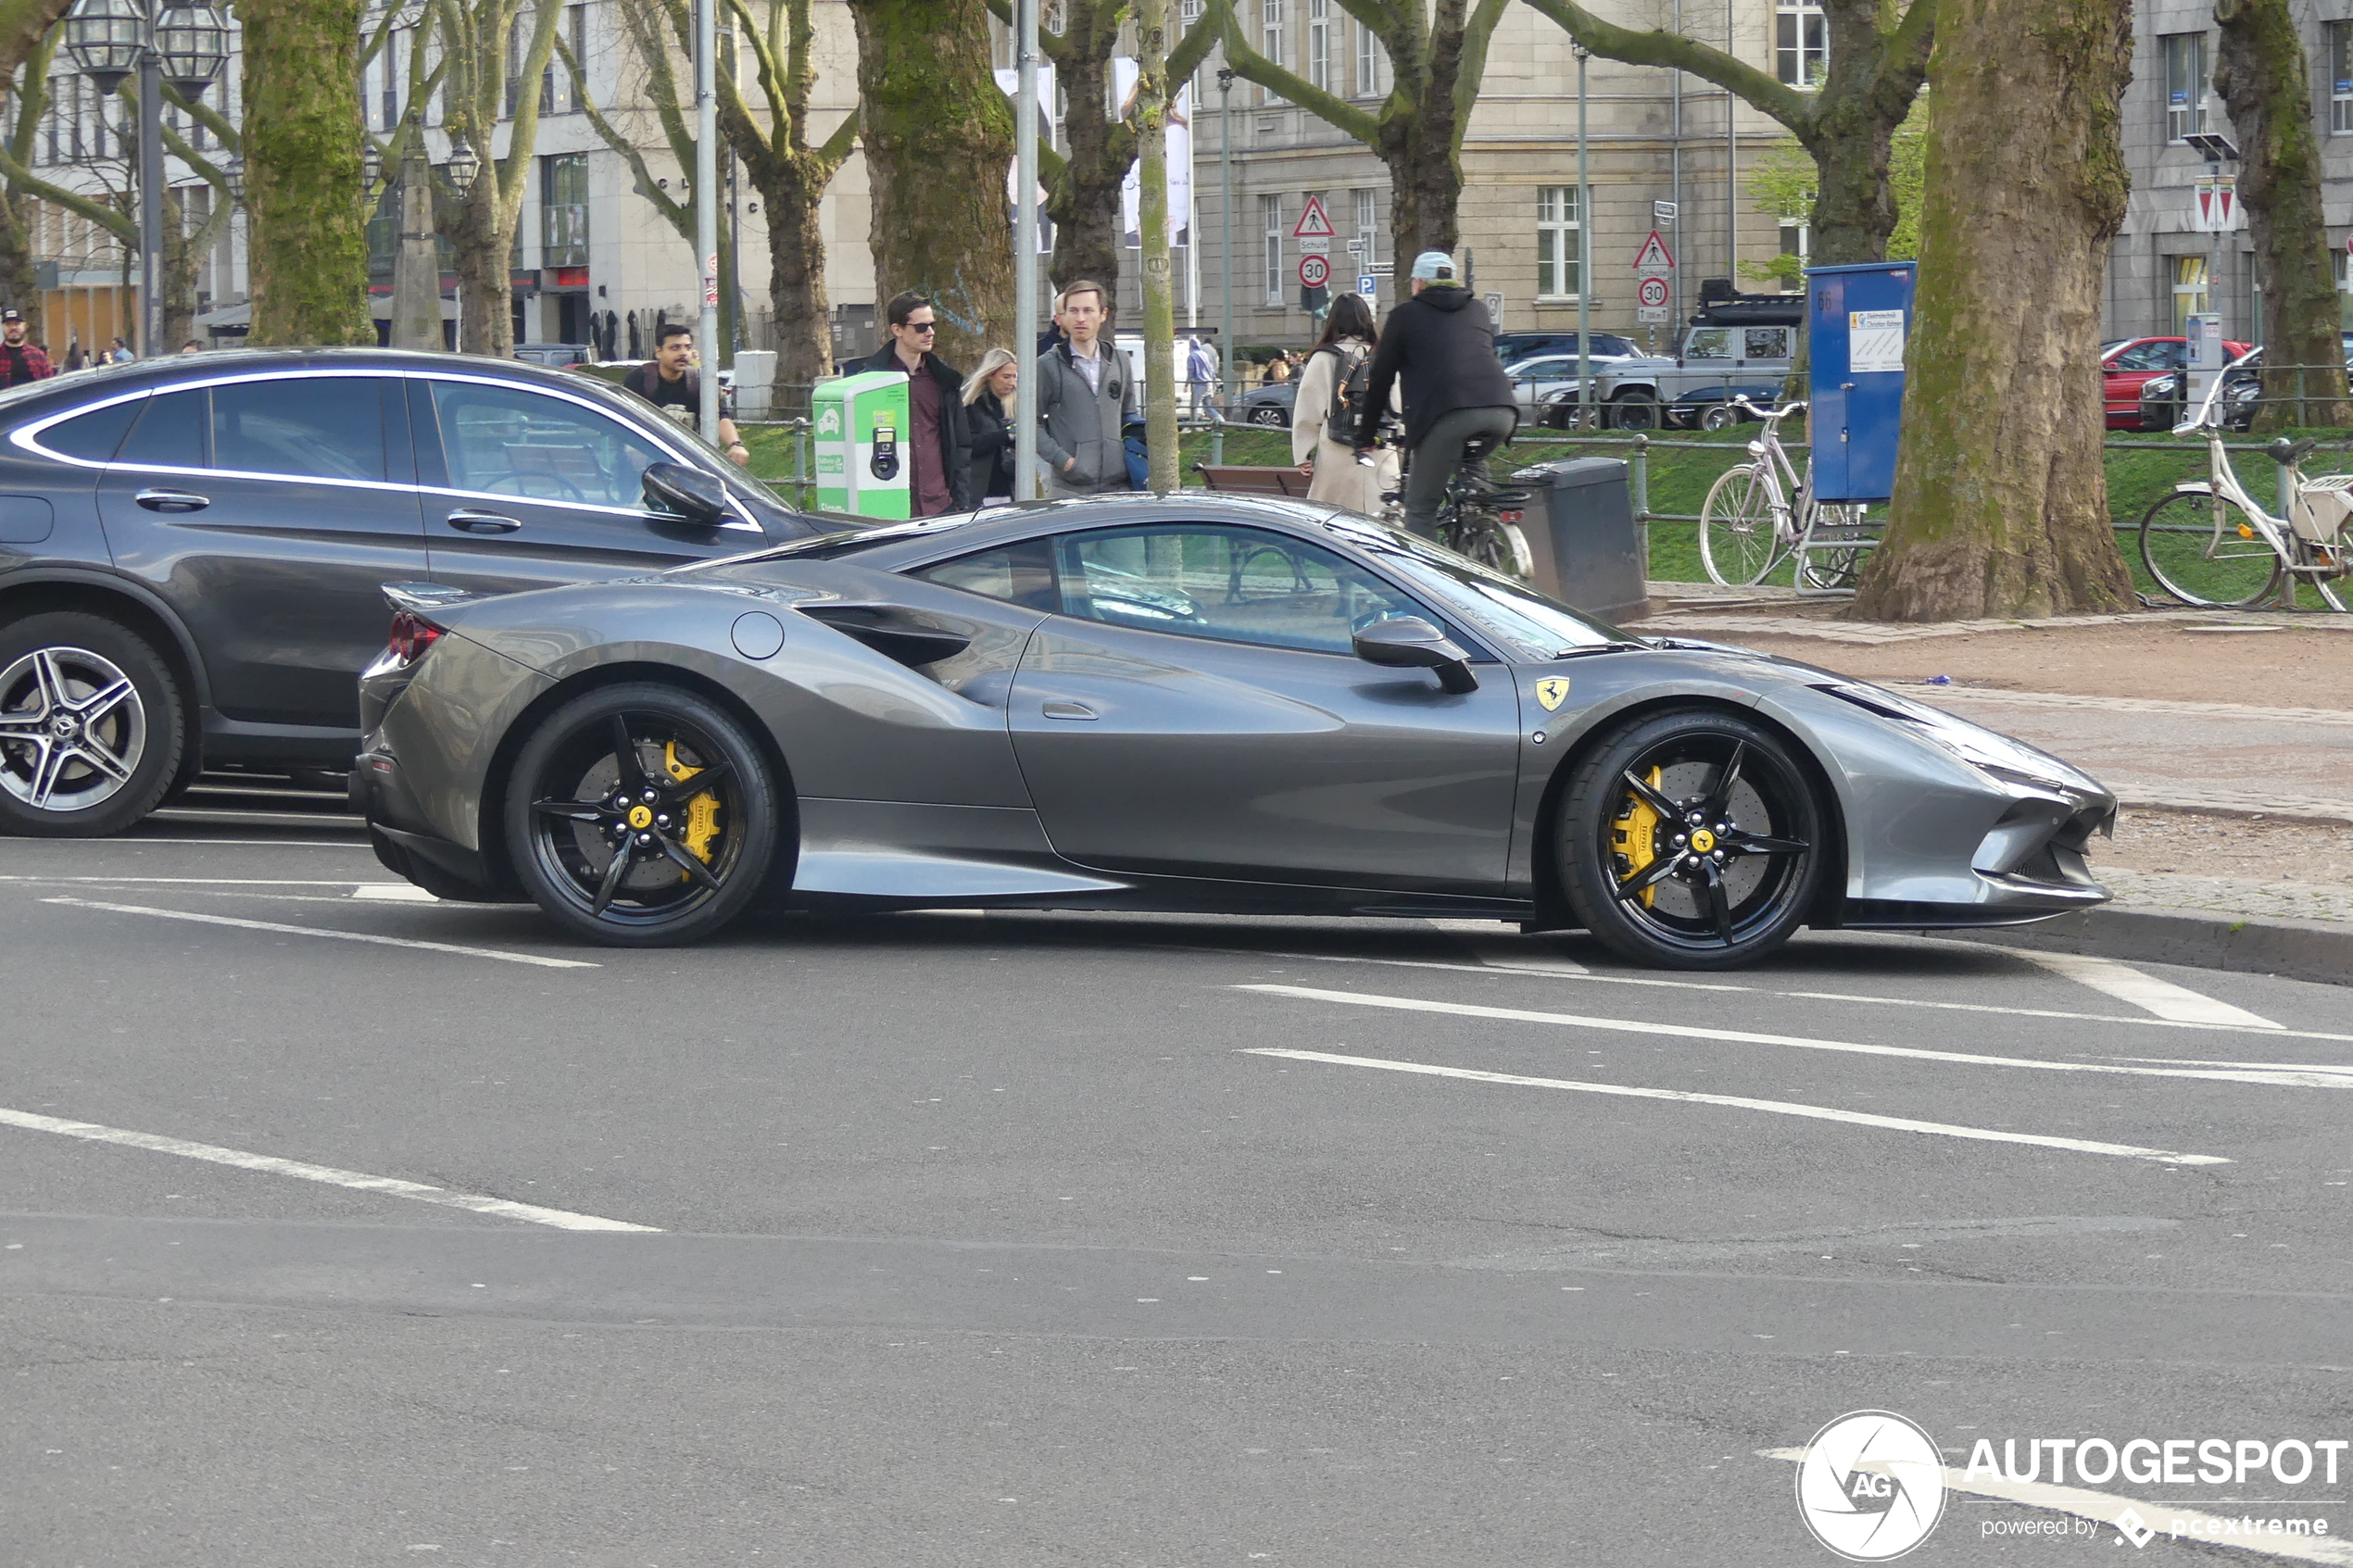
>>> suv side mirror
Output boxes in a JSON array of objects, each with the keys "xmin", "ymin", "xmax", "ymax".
[
  {"xmin": 1352, "ymin": 616, "xmax": 1478, "ymax": 695},
  {"xmin": 643, "ymin": 460, "xmax": 731, "ymax": 525}
]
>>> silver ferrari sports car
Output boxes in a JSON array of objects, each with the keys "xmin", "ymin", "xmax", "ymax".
[{"xmin": 356, "ymin": 493, "xmax": 2115, "ymax": 969}]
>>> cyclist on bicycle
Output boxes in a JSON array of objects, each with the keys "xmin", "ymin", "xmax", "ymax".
[{"xmin": 1351, "ymin": 250, "xmax": 1519, "ymax": 542}]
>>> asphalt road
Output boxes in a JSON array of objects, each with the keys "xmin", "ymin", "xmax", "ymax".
[{"xmin": 6, "ymin": 793, "xmax": 2352, "ymax": 1567}]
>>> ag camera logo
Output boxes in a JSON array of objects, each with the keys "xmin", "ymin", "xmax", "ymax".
[{"xmin": 1796, "ymin": 1411, "xmax": 1947, "ymax": 1561}]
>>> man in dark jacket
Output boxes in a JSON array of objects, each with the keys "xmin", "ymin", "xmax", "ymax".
[
  {"xmin": 1352, "ymin": 251, "xmax": 1518, "ymax": 541},
  {"xmin": 857, "ymin": 291, "xmax": 975, "ymax": 515}
]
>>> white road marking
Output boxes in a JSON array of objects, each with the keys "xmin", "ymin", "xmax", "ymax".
[
  {"xmin": 1425, "ymin": 919, "xmax": 1589, "ymax": 975},
  {"xmin": 1245, "ymin": 1048, "xmax": 2229, "ymax": 1166},
  {"xmin": 0, "ymin": 876, "xmax": 392, "ymax": 886},
  {"xmin": 2108, "ymin": 1054, "xmax": 2353, "ymax": 1073},
  {"xmin": 1211, "ymin": 946, "xmax": 2353, "ymax": 1047},
  {"xmin": 351, "ymin": 884, "xmax": 440, "ymax": 902},
  {"xmin": 0, "ymin": 1106, "xmax": 657, "ymax": 1232},
  {"xmin": 1237, "ymin": 984, "xmax": 2353, "ymax": 1090},
  {"xmin": 1756, "ymin": 1449, "xmax": 2353, "ymax": 1566},
  {"xmin": 2022, "ymin": 950, "xmax": 2281, "ymax": 1029},
  {"xmin": 44, "ymin": 897, "xmax": 595, "ymax": 970}
]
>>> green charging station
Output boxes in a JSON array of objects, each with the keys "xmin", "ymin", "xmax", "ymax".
[{"xmin": 811, "ymin": 371, "xmax": 912, "ymax": 520}]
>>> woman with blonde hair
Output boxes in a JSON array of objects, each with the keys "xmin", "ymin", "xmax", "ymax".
[
  {"xmin": 1291, "ymin": 294, "xmax": 1399, "ymax": 515},
  {"xmin": 961, "ymin": 348, "xmax": 1020, "ymax": 503}
]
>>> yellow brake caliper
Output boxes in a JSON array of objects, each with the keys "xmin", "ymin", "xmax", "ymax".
[
  {"xmin": 1610, "ymin": 766, "xmax": 1666, "ymax": 909},
  {"xmin": 663, "ymin": 741, "xmax": 724, "ymax": 874}
]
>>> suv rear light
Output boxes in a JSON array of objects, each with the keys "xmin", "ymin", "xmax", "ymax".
[{"xmin": 386, "ymin": 609, "xmax": 444, "ymax": 666}]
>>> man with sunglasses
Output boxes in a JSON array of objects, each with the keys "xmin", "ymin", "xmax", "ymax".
[{"xmin": 855, "ymin": 291, "xmax": 975, "ymax": 516}]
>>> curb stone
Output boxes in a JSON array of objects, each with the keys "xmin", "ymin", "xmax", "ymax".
[{"xmin": 1935, "ymin": 907, "xmax": 2353, "ymax": 991}]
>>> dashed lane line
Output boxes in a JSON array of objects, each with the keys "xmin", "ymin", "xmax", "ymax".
[
  {"xmin": 1237, "ymin": 984, "xmax": 2353, "ymax": 1090},
  {"xmin": 43, "ymin": 897, "xmax": 596, "ymax": 970},
  {"xmin": 1755, "ymin": 1449, "xmax": 2353, "ymax": 1566},
  {"xmin": 0, "ymin": 1106, "xmax": 656, "ymax": 1231},
  {"xmin": 2020, "ymin": 950, "xmax": 2282, "ymax": 1030},
  {"xmin": 1425, "ymin": 918, "xmax": 1590, "ymax": 975},
  {"xmin": 1243, "ymin": 1049, "xmax": 2229, "ymax": 1166}
]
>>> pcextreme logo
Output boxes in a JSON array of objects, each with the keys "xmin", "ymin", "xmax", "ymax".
[{"xmin": 1795, "ymin": 1411, "xmax": 1947, "ymax": 1562}]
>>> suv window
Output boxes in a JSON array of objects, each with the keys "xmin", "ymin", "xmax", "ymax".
[
  {"xmin": 1684, "ymin": 328, "xmax": 1732, "ymax": 360},
  {"xmin": 1743, "ymin": 328, "xmax": 1791, "ymax": 360},
  {"xmin": 1054, "ymin": 524, "xmax": 1418, "ymax": 654},
  {"xmin": 42, "ymin": 398, "xmax": 143, "ymax": 463},
  {"xmin": 115, "ymin": 387, "xmax": 208, "ymax": 470},
  {"xmin": 211, "ymin": 377, "xmax": 388, "ymax": 483},
  {"xmin": 431, "ymin": 380, "xmax": 668, "ymax": 508}
]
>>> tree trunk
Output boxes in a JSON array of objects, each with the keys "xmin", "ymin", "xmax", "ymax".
[
  {"xmin": 161, "ymin": 189, "xmax": 196, "ymax": 349},
  {"xmin": 1046, "ymin": 11, "xmax": 1126, "ymax": 306},
  {"xmin": 848, "ymin": 0, "xmax": 1015, "ymax": 370},
  {"xmin": 0, "ymin": 189, "xmax": 40, "ymax": 347},
  {"xmin": 1378, "ymin": 108, "xmax": 1466, "ymax": 268},
  {"xmin": 242, "ymin": 0, "xmax": 374, "ymax": 345},
  {"xmin": 1852, "ymin": 0, "xmax": 2134, "ymax": 622},
  {"xmin": 1799, "ymin": 109, "xmax": 1897, "ymax": 268},
  {"xmin": 449, "ymin": 204, "xmax": 512, "ymax": 358},
  {"xmin": 2216, "ymin": 0, "xmax": 2353, "ymax": 431},
  {"xmin": 1138, "ymin": 0, "xmax": 1176, "ymax": 489},
  {"xmin": 761, "ymin": 158, "xmax": 832, "ymax": 404}
]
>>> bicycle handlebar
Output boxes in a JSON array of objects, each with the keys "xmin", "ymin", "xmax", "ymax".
[{"xmin": 1730, "ymin": 395, "xmax": 1806, "ymax": 421}]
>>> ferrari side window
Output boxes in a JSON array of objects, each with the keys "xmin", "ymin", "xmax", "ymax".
[
  {"xmin": 1055, "ymin": 525, "xmax": 1417, "ymax": 654},
  {"xmin": 915, "ymin": 537, "xmax": 1058, "ymax": 610}
]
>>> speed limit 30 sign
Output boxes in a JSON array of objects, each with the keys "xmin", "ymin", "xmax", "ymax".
[
  {"xmin": 1637, "ymin": 277, "xmax": 1669, "ymax": 308},
  {"xmin": 1297, "ymin": 254, "xmax": 1330, "ymax": 289}
]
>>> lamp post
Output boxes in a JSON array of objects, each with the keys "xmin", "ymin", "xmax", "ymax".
[
  {"xmin": 65, "ymin": 0, "xmax": 227, "ymax": 356},
  {"xmin": 1573, "ymin": 40, "xmax": 1591, "ymax": 430},
  {"xmin": 441, "ymin": 143, "xmax": 480, "ymax": 351},
  {"xmin": 1217, "ymin": 66, "xmax": 1234, "ymax": 418}
]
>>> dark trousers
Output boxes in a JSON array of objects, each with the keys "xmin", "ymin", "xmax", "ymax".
[{"xmin": 1403, "ymin": 406, "xmax": 1517, "ymax": 540}]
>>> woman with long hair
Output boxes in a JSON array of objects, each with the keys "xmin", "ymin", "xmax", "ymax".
[
  {"xmin": 1291, "ymin": 294, "xmax": 1399, "ymax": 515},
  {"xmin": 961, "ymin": 347, "xmax": 1021, "ymax": 504}
]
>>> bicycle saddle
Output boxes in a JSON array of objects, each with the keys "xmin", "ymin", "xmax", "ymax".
[{"xmin": 2269, "ymin": 435, "xmax": 2320, "ymax": 466}]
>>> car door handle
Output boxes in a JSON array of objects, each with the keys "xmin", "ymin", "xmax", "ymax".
[
  {"xmin": 447, "ymin": 509, "xmax": 523, "ymax": 534},
  {"xmin": 1040, "ymin": 700, "xmax": 1097, "ymax": 721},
  {"xmin": 134, "ymin": 488, "xmax": 209, "ymax": 512}
]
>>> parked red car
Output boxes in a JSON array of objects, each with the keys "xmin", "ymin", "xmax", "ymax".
[{"xmin": 2101, "ymin": 335, "xmax": 2251, "ymax": 428}]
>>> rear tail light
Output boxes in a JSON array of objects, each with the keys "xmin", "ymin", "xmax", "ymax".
[
  {"xmin": 386, "ymin": 609, "xmax": 444, "ymax": 666},
  {"xmin": 1498, "ymin": 508, "xmax": 1525, "ymax": 524}
]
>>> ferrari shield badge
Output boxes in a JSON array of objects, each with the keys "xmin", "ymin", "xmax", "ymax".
[{"xmin": 1534, "ymin": 677, "xmax": 1571, "ymax": 711}]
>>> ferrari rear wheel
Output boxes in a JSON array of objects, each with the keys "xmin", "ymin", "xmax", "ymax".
[
  {"xmin": 506, "ymin": 683, "xmax": 779, "ymax": 947},
  {"xmin": 1557, "ymin": 708, "xmax": 1824, "ymax": 970}
]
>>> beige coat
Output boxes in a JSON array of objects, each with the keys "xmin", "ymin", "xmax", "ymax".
[{"xmin": 1291, "ymin": 339, "xmax": 1401, "ymax": 518}]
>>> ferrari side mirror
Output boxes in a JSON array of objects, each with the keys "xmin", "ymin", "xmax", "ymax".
[
  {"xmin": 1353, "ymin": 616, "xmax": 1478, "ymax": 695},
  {"xmin": 643, "ymin": 461, "xmax": 731, "ymax": 525}
]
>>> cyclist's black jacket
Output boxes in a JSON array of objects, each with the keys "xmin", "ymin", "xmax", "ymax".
[{"xmin": 1353, "ymin": 283, "xmax": 1519, "ymax": 452}]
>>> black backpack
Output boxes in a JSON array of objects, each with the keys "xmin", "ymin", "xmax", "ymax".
[{"xmin": 1324, "ymin": 342, "xmax": 1385, "ymax": 441}]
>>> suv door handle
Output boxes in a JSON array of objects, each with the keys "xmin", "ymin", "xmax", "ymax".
[
  {"xmin": 447, "ymin": 509, "xmax": 523, "ymax": 534},
  {"xmin": 134, "ymin": 488, "xmax": 209, "ymax": 512},
  {"xmin": 1040, "ymin": 700, "xmax": 1097, "ymax": 720}
]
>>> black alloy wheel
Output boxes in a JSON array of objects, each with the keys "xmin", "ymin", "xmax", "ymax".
[
  {"xmin": 1609, "ymin": 392, "xmax": 1660, "ymax": 433},
  {"xmin": 0, "ymin": 611, "xmax": 185, "ymax": 837},
  {"xmin": 506, "ymin": 683, "xmax": 781, "ymax": 946},
  {"xmin": 1557, "ymin": 708, "xmax": 1825, "ymax": 969},
  {"xmin": 1249, "ymin": 404, "xmax": 1290, "ymax": 427}
]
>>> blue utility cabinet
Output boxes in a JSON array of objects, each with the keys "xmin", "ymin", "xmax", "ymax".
[{"xmin": 1806, "ymin": 261, "xmax": 1916, "ymax": 502}]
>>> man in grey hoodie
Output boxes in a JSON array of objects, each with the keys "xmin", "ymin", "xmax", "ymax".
[{"xmin": 1033, "ymin": 280, "xmax": 1135, "ymax": 495}]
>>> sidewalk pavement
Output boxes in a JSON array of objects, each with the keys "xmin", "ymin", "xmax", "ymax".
[{"xmin": 1629, "ymin": 583, "xmax": 2353, "ymax": 987}]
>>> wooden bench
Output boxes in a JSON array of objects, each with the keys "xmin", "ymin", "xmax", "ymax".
[{"xmin": 1192, "ymin": 461, "xmax": 1311, "ymax": 498}]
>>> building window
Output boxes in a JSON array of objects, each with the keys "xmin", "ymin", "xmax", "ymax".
[
  {"xmin": 1355, "ymin": 19, "xmax": 1383, "ymax": 96},
  {"xmin": 541, "ymin": 152, "xmax": 589, "ymax": 267},
  {"xmin": 1263, "ymin": 193, "xmax": 1284, "ymax": 304},
  {"xmin": 1260, "ymin": 0, "xmax": 1286, "ymax": 103},
  {"xmin": 1179, "ymin": 0, "xmax": 1201, "ymax": 19},
  {"xmin": 44, "ymin": 76, "xmax": 60, "ymax": 163},
  {"xmin": 1537, "ymin": 186, "xmax": 1579, "ymax": 299},
  {"xmin": 2336, "ymin": 249, "xmax": 2353, "ymax": 328},
  {"xmin": 2162, "ymin": 32, "xmax": 2208, "ymax": 143},
  {"xmin": 1779, "ymin": 220, "xmax": 1809, "ymax": 290},
  {"xmin": 1775, "ymin": 1, "xmax": 1826, "ymax": 87},
  {"xmin": 541, "ymin": 4, "xmax": 585, "ymax": 114},
  {"xmin": 2171, "ymin": 255, "xmax": 2210, "ymax": 333},
  {"xmin": 1305, "ymin": 0, "xmax": 1328, "ymax": 91},
  {"xmin": 2328, "ymin": 22, "xmax": 2353, "ymax": 134},
  {"xmin": 1353, "ymin": 188, "xmax": 1378, "ymax": 271}
]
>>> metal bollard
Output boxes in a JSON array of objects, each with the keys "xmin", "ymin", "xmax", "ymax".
[{"xmin": 1630, "ymin": 433, "xmax": 1651, "ymax": 575}]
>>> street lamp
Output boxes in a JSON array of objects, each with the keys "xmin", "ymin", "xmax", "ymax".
[
  {"xmin": 1217, "ymin": 66, "xmax": 1234, "ymax": 420},
  {"xmin": 444, "ymin": 137, "xmax": 481, "ymax": 198},
  {"xmin": 65, "ymin": 0, "xmax": 228, "ymax": 356},
  {"xmin": 220, "ymin": 155, "xmax": 242, "ymax": 198},
  {"xmin": 359, "ymin": 140, "xmax": 384, "ymax": 200}
]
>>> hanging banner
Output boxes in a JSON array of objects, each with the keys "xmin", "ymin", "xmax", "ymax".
[{"xmin": 1114, "ymin": 58, "xmax": 1193, "ymax": 248}]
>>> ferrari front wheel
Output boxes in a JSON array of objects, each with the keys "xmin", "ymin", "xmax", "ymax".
[
  {"xmin": 506, "ymin": 683, "xmax": 781, "ymax": 947},
  {"xmin": 1556, "ymin": 708, "xmax": 1825, "ymax": 970}
]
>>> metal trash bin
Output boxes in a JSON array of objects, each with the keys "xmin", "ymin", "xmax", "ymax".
[{"xmin": 1509, "ymin": 456, "xmax": 1647, "ymax": 622}]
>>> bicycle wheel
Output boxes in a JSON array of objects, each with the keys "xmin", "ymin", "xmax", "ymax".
[
  {"xmin": 1698, "ymin": 463, "xmax": 1783, "ymax": 586},
  {"xmin": 1795, "ymin": 503, "xmax": 1879, "ymax": 592},
  {"xmin": 2138, "ymin": 489, "xmax": 2282, "ymax": 608},
  {"xmin": 1447, "ymin": 511, "xmax": 1534, "ymax": 579}
]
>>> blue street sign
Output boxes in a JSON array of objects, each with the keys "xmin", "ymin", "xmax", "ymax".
[{"xmin": 1357, "ymin": 273, "xmax": 1378, "ymax": 298}]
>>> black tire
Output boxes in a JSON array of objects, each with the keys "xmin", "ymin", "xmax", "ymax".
[
  {"xmin": 505, "ymin": 683, "xmax": 782, "ymax": 946},
  {"xmin": 1557, "ymin": 708, "xmax": 1825, "ymax": 970},
  {"xmin": 1610, "ymin": 392, "xmax": 1660, "ymax": 433},
  {"xmin": 0, "ymin": 611, "xmax": 185, "ymax": 837},
  {"xmin": 1249, "ymin": 405, "xmax": 1289, "ymax": 428},
  {"xmin": 1701, "ymin": 404, "xmax": 1738, "ymax": 433}
]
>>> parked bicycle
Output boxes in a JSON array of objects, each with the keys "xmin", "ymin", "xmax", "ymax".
[
  {"xmin": 1695, "ymin": 397, "xmax": 1881, "ymax": 593},
  {"xmin": 2138, "ymin": 345, "xmax": 2352, "ymax": 611}
]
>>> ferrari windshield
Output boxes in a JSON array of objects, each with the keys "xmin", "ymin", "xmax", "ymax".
[{"xmin": 1327, "ymin": 517, "xmax": 1635, "ymax": 660}]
